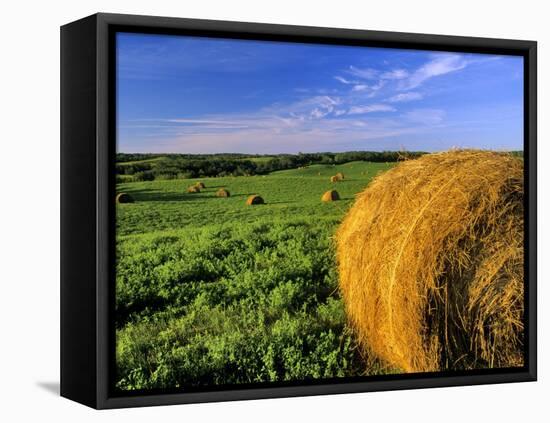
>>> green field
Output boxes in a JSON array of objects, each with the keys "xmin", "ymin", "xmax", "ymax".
[
  {"xmin": 116, "ymin": 156, "xmax": 166, "ymax": 166},
  {"xmin": 115, "ymin": 161, "xmax": 395, "ymax": 390}
]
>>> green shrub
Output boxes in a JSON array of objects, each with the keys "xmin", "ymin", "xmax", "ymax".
[{"xmin": 133, "ymin": 171, "xmax": 155, "ymax": 182}]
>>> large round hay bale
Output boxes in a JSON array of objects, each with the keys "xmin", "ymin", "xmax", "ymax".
[
  {"xmin": 216, "ymin": 188, "xmax": 230, "ymax": 197},
  {"xmin": 246, "ymin": 195, "xmax": 264, "ymax": 205},
  {"xmin": 336, "ymin": 150, "xmax": 524, "ymax": 373},
  {"xmin": 336, "ymin": 172, "xmax": 345, "ymax": 180},
  {"xmin": 116, "ymin": 192, "xmax": 133, "ymax": 204},
  {"xmin": 195, "ymin": 182, "xmax": 206, "ymax": 189},
  {"xmin": 187, "ymin": 185, "xmax": 201, "ymax": 193},
  {"xmin": 321, "ymin": 190, "xmax": 340, "ymax": 202},
  {"xmin": 330, "ymin": 175, "xmax": 341, "ymax": 183}
]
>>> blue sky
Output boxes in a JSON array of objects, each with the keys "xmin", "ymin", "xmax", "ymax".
[{"xmin": 116, "ymin": 32, "xmax": 524, "ymax": 154}]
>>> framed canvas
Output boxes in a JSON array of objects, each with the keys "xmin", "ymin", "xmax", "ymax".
[{"xmin": 60, "ymin": 13, "xmax": 537, "ymax": 409}]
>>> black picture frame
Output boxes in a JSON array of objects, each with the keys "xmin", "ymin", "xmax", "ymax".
[{"xmin": 60, "ymin": 12, "xmax": 537, "ymax": 409}]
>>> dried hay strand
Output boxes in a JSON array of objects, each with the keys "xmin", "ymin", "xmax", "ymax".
[
  {"xmin": 322, "ymin": 190, "xmax": 340, "ymax": 202},
  {"xmin": 187, "ymin": 185, "xmax": 201, "ymax": 193},
  {"xmin": 246, "ymin": 195, "xmax": 264, "ymax": 205},
  {"xmin": 336, "ymin": 150, "xmax": 524, "ymax": 373},
  {"xmin": 195, "ymin": 182, "xmax": 206, "ymax": 189},
  {"xmin": 116, "ymin": 193, "xmax": 134, "ymax": 204},
  {"xmin": 216, "ymin": 188, "xmax": 230, "ymax": 197}
]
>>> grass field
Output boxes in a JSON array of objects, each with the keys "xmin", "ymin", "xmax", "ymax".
[
  {"xmin": 115, "ymin": 161, "xmax": 395, "ymax": 390},
  {"xmin": 116, "ymin": 156, "xmax": 166, "ymax": 166}
]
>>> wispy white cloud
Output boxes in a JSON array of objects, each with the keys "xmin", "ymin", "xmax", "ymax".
[
  {"xmin": 165, "ymin": 118, "xmax": 250, "ymax": 126},
  {"xmin": 348, "ymin": 66, "xmax": 378, "ymax": 80},
  {"xmin": 352, "ymin": 84, "xmax": 369, "ymax": 92},
  {"xmin": 347, "ymin": 67, "xmax": 408, "ymax": 83},
  {"xmin": 310, "ymin": 108, "xmax": 330, "ymax": 119},
  {"xmin": 121, "ymin": 96, "xmax": 444, "ymax": 153},
  {"xmin": 404, "ymin": 108, "xmax": 446, "ymax": 125},
  {"xmin": 338, "ymin": 66, "xmax": 406, "ymax": 98},
  {"xmin": 334, "ymin": 76, "xmax": 358, "ymax": 85},
  {"xmin": 283, "ymin": 95, "xmax": 341, "ymax": 119},
  {"xmin": 348, "ymin": 104, "xmax": 397, "ymax": 115},
  {"xmin": 131, "ymin": 114, "xmax": 438, "ymax": 154},
  {"xmin": 381, "ymin": 69, "xmax": 409, "ymax": 80},
  {"xmin": 369, "ymin": 80, "xmax": 386, "ymax": 92},
  {"xmin": 347, "ymin": 55, "xmax": 471, "ymax": 94},
  {"xmin": 335, "ymin": 70, "xmax": 386, "ymax": 98},
  {"xmin": 401, "ymin": 54, "xmax": 468, "ymax": 90},
  {"xmin": 387, "ymin": 92, "xmax": 424, "ymax": 103}
]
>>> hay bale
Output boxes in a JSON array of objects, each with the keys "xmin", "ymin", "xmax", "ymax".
[
  {"xmin": 321, "ymin": 190, "xmax": 340, "ymax": 202},
  {"xmin": 246, "ymin": 195, "xmax": 264, "ymax": 205},
  {"xmin": 336, "ymin": 172, "xmax": 345, "ymax": 180},
  {"xmin": 195, "ymin": 182, "xmax": 206, "ymax": 189},
  {"xmin": 337, "ymin": 150, "xmax": 524, "ymax": 373},
  {"xmin": 216, "ymin": 188, "xmax": 230, "ymax": 197},
  {"xmin": 187, "ymin": 185, "xmax": 201, "ymax": 193},
  {"xmin": 330, "ymin": 175, "xmax": 341, "ymax": 183},
  {"xmin": 116, "ymin": 193, "xmax": 133, "ymax": 204}
]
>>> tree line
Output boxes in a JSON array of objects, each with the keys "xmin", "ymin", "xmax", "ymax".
[{"xmin": 115, "ymin": 151, "xmax": 427, "ymax": 182}]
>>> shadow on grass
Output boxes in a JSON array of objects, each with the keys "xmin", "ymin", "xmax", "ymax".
[
  {"xmin": 201, "ymin": 185, "xmax": 227, "ymax": 189},
  {"xmin": 266, "ymin": 200, "xmax": 297, "ymax": 205},
  {"xmin": 232, "ymin": 193, "xmax": 260, "ymax": 198},
  {"xmin": 117, "ymin": 188, "xmax": 211, "ymax": 202}
]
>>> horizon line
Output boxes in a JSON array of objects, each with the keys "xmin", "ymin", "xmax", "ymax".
[{"xmin": 116, "ymin": 148, "xmax": 524, "ymax": 155}]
